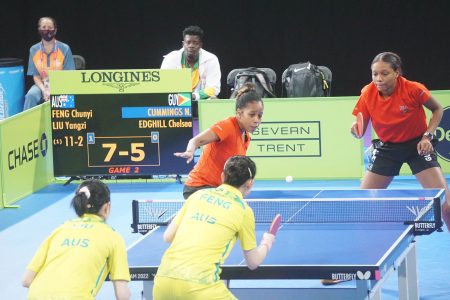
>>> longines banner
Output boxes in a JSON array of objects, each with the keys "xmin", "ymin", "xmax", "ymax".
[
  {"xmin": 49, "ymin": 69, "xmax": 190, "ymax": 94},
  {"xmin": 199, "ymin": 97, "xmax": 364, "ymax": 180}
]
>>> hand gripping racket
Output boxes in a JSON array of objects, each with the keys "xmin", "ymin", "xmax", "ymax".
[
  {"xmin": 356, "ymin": 112, "xmax": 365, "ymax": 138},
  {"xmin": 269, "ymin": 214, "xmax": 282, "ymax": 235}
]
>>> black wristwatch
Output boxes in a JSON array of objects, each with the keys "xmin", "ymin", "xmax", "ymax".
[{"xmin": 423, "ymin": 132, "xmax": 434, "ymax": 140}]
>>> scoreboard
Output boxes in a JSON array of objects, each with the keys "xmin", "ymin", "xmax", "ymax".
[{"xmin": 49, "ymin": 69, "xmax": 193, "ymax": 177}]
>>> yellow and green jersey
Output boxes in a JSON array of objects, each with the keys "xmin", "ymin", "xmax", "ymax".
[
  {"xmin": 27, "ymin": 214, "xmax": 130, "ymax": 300},
  {"xmin": 156, "ymin": 184, "xmax": 257, "ymax": 285},
  {"xmin": 181, "ymin": 52, "xmax": 216, "ymax": 99}
]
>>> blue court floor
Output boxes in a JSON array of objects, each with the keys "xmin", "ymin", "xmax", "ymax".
[{"xmin": 1, "ymin": 177, "xmax": 449, "ymax": 300}]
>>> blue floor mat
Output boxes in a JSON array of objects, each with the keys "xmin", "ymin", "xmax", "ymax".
[{"xmin": 1, "ymin": 178, "xmax": 449, "ymax": 300}]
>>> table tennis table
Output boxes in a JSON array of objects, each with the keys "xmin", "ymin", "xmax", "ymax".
[{"xmin": 128, "ymin": 189, "xmax": 444, "ymax": 300}]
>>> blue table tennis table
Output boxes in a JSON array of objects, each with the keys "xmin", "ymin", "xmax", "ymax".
[{"xmin": 128, "ymin": 189, "xmax": 444, "ymax": 300}]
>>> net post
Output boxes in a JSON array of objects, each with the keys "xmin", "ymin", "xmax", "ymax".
[
  {"xmin": 433, "ymin": 197, "xmax": 444, "ymax": 231},
  {"xmin": 131, "ymin": 200, "xmax": 139, "ymax": 233}
]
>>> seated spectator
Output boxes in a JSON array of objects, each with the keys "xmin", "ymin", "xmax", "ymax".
[
  {"xmin": 23, "ymin": 16, "xmax": 75, "ymax": 110},
  {"xmin": 161, "ymin": 25, "xmax": 221, "ymax": 100}
]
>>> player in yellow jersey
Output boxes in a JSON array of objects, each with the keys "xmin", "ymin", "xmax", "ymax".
[
  {"xmin": 22, "ymin": 180, "xmax": 131, "ymax": 300},
  {"xmin": 153, "ymin": 155, "xmax": 275, "ymax": 299}
]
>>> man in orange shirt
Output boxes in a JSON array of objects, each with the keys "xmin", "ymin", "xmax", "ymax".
[
  {"xmin": 174, "ymin": 83, "xmax": 264, "ymax": 199},
  {"xmin": 352, "ymin": 51, "xmax": 450, "ymax": 232}
]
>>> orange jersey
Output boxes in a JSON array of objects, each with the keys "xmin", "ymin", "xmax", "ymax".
[
  {"xmin": 353, "ymin": 76, "xmax": 430, "ymax": 143},
  {"xmin": 186, "ymin": 117, "xmax": 250, "ymax": 187},
  {"xmin": 27, "ymin": 41, "xmax": 75, "ymax": 78}
]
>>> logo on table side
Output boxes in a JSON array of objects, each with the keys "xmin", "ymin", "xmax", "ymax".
[
  {"xmin": 357, "ymin": 271, "xmax": 371, "ymax": 280},
  {"xmin": 414, "ymin": 222, "xmax": 435, "ymax": 230},
  {"xmin": 137, "ymin": 224, "xmax": 157, "ymax": 231},
  {"xmin": 331, "ymin": 271, "xmax": 371, "ymax": 281}
]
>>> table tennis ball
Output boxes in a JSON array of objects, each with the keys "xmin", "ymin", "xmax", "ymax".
[{"xmin": 285, "ymin": 175, "xmax": 293, "ymax": 183}]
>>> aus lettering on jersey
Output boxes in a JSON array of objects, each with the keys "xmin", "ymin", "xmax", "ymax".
[
  {"xmin": 191, "ymin": 212, "xmax": 216, "ymax": 224},
  {"xmin": 61, "ymin": 238, "xmax": 90, "ymax": 247}
]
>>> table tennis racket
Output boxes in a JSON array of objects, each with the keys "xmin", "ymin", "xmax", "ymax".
[
  {"xmin": 356, "ymin": 112, "xmax": 364, "ymax": 138},
  {"xmin": 269, "ymin": 214, "xmax": 282, "ymax": 235}
]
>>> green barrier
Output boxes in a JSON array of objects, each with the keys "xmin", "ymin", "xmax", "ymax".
[
  {"xmin": 0, "ymin": 153, "xmax": 3, "ymax": 208},
  {"xmin": 0, "ymin": 102, "xmax": 54, "ymax": 207},
  {"xmin": 199, "ymin": 97, "xmax": 364, "ymax": 180},
  {"xmin": 1, "ymin": 90, "xmax": 446, "ymax": 209}
]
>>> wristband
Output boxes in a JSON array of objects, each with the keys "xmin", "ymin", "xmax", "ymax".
[{"xmin": 423, "ymin": 132, "xmax": 434, "ymax": 141}]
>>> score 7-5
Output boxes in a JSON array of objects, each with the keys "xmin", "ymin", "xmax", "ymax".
[
  {"xmin": 103, "ymin": 143, "xmax": 144, "ymax": 162},
  {"xmin": 87, "ymin": 135, "xmax": 160, "ymax": 167}
]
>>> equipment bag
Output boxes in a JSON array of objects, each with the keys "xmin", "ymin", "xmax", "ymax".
[
  {"xmin": 227, "ymin": 67, "xmax": 277, "ymax": 98},
  {"xmin": 282, "ymin": 62, "xmax": 332, "ymax": 97}
]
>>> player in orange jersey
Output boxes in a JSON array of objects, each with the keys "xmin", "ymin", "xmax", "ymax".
[
  {"xmin": 174, "ymin": 82, "xmax": 264, "ymax": 200},
  {"xmin": 352, "ymin": 51, "xmax": 450, "ymax": 232}
]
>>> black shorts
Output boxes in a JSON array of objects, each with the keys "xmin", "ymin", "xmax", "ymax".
[
  {"xmin": 182, "ymin": 184, "xmax": 214, "ymax": 200},
  {"xmin": 367, "ymin": 136, "xmax": 441, "ymax": 176}
]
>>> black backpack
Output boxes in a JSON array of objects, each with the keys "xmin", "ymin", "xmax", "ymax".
[
  {"xmin": 227, "ymin": 67, "xmax": 277, "ymax": 98},
  {"xmin": 282, "ymin": 62, "xmax": 332, "ymax": 97}
]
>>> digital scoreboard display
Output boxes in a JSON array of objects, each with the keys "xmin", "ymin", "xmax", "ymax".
[{"xmin": 49, "ymin": 69, "xmax": 193, "ymax": 177}]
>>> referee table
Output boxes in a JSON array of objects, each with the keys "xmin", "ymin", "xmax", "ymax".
[{"xmin": 128, "ymin": 189, "xmax": 445, "ymax": 300}]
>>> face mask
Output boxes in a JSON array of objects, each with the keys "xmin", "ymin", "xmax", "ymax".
[{"xmin": 39, "ymin": 29, "xmax": 56, "ymax": 42}]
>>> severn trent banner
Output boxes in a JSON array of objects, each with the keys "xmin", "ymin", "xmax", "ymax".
[{"xmin": 199, "ymin": 97, "xmax": 364, "ymax": 180}]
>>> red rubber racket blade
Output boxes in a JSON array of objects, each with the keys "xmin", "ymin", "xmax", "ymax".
[
  {"xmin": 356, "ymin": 112, "xmax": 364, "ymax": 138},
  {"xmin": 269, "ymin": 214, "xmax": 282, "ymax": 235}
]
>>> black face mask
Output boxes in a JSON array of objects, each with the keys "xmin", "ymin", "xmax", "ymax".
[{"xmin": 38, "ymin": 29, "xmax": 56, "ymax": 42}]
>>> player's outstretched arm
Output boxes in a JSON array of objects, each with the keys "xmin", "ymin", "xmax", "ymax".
[
  {"xmin": 174, "ymin": 129, "xmax": 219, "ymax": 163},
  {"xmin": 243, "ymin": 233, "xmax": 275, "ymax": 270}
]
